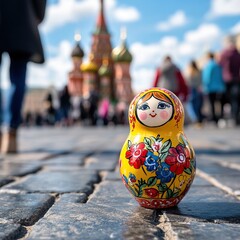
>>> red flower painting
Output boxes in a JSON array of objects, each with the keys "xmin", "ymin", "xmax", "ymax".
[
  {"xmin": 144, "ymin": 188, "xmax": 159, "ymax": 198},
  {"xmin": 165, "ymin": 144, "xmax": 190, "ymax": 175},
  {"xmin": 125, "ymin": 142, "xmax": 148, "ymax": 169}
]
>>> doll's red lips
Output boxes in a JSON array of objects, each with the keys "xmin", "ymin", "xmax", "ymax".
[{"xmin": 149, "ymin": 113, "xmax": 157, "ymax": 117}]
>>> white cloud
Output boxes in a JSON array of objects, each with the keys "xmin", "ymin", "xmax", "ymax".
[
  {"xmin": 178, "ymin": 43, "xmax": 196, "ymax": 56},
  {"xmin": 129, "ymin": 23, "xmax": 224, "ymax": 92},
  {"xmin": 156, "ymin": 11, "xmax": 188, "ymax": 31},
  {"xmin": 130, "ymin": 42, "xmax": 161, "ymax": 67},
  {"xmin": 184, "ymin": 24, "xmax": 222, "ymax": 45},
  {"xmin": 27, "ymin": 40, "xmax": 72, "ymax": 89},
  {"xmin": 231, "ymin": 21, "xmax": 240, "ymax": 34},
  {"xmin": 131, "ymin": 68, "xmax": 155, "ymax": 94},
  {"xmin": 113, "ymin": 6, "xmax": 140, "ymax": 22},
  {"xmin": 41, "ymin": 0, "xmax": 98, "ymax": 33},
  {"xmin": 130, "ymin": 36, "xmax": 179, "ymax": 67},
  {"xmin": 208, "ymin": 0, "xmax": 240, "ymax": 18},
  {"xmin": 130, "ymin": 36, "xmax": 183, "ymax": 92},
  {"xmin": 41, "ymin": 0, "xmax": 139, "ymax": 33}
]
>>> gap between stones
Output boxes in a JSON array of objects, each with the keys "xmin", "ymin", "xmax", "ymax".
[{"xmin": 197, "ymin": 169, "xmax": 240, "ymax": 200}]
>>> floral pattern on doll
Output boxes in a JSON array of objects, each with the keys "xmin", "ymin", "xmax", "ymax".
[{"xmin": 123, "ymin": 133, "xmax": 195, "ymax": 199}]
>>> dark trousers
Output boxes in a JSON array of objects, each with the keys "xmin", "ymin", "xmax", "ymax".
[
  {"xmin": 208, "ymin": 92, "xmax": 224, "ymax": 123},
  {"xmin": 231, "ymin": 82, "xmax": 240, "ymax": 124},
  {"xmin": 223, "ymin": 81, "xmax": 240, "ymax": 124},
  {"xmin": 191, "ymin": 88, "xmax": 203, "ymax": 123},
  {"xmin": 0, "ymin": 54, "xmax": 27, "ymax": 129}
]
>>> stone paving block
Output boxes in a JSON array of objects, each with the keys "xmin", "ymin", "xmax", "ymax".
[
  {"xmin": 0, "ymin": 193, "xmax": 55, "ymax": 226},
  {"xmin": 162, "ymin": 183, "xmax": 240, "ymax": 223},
  {"xmin": 197, "ymin": 160, "xmax": 240, "ymax": 192},
  {"xmin": 58, "ymin": 193, "xmax": 87, "ymax": 203},
  {"xmin": 187, "ymin": 127, "xmax": 240, "ymax": 150},
  {"xmin": 169, "ymin": 222, "xmax": 240, "ymax": 240},
  {"xmin": 85, "ymin": 151, "xmax": 119, "ymax": 171},
  {"xmin": 28, "ymin": 201, "xmax": 164, "ymax": 240},
  {"xmin": 42, "ymin": 165, "xmax": 85, "ymax": 172},
  {"xmin": 88, "ymin": 181, "xmax": 137, "ymax": 208},
  {"xmin": 101, "ymin": 171, "xmax": 121, "ymax": 181},
  {"xmin": 42, "ymin": 154, "xmax": 86, "ymax": 166},
  {"xmin": 4, "ymin": 152, "xmax": 49, "ymax": 162},
  {"xmin": 0, "ymin": 176, "xmax": 14, "ymax": 187},
  {"xmin": 201, "ymin": 154, "xmax": 240, "ymax": 164},
  {"xmin": 191, "ymin": 175, "xmax": 211, "ymax": 186},
  {"xmin": 156, "ymin": 176, "xmax": 240, "ymax": 239},
  {"xmin": 3, "ymin": 170, "xmax": 100, "ymax": 194},
  {"xmin": 0, "ymin": 223, "xmax": 26, "ymax": 240},
  {"xmin": 209, "ymin": 174, "xmax": 240, "ymax": 193},
  {"xmin": 196, "ymin": 160, "xmax": 238, "ymax": 175},
  {"xmin": 0, "ymin": 161, "xmax": 41, "ymax": 177}
]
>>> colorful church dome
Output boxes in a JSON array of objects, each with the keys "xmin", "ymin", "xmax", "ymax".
[
  {"xmin": 81, "ymin": 53, "xmax": 98, "ymax": 72},
  {"xmin": 112, "ymin": 28, "xmax": 132, "ymax": 63},
  {"xmin": 99, "ymin": 57, "xmax": 112, "ymax": 77},
  {"xmin": 71, "ymin": 33, "xmax": 84, "ymax": 58}
]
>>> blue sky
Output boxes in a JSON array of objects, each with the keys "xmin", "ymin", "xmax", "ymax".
[{"xmin": 1, "ymin": 0, "xmax": 240, "ymax": 93}]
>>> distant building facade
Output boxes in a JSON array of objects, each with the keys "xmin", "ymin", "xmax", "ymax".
[{"xmin": 67, "ymin": 0, "xmax": 133, "ymax": 123}]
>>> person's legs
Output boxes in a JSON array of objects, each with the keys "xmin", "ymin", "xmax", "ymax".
[
  {"xmin": 196, "ymin": 92, "xmax": 204, "ymax": 123},
  {"xmin": 9, "ymin": 56, "xmax": 28, "ymax": 129},
  {"xmin": 191, "ymin": 89, "xmax": 198, "ymax": 118},
  {"xmin": 208, "ymin": 92, "xmax": 217, "ymax": 123},
  {"xmin": 219, "ymin": 92, "xmax": 225, "ymax": 119},
  {"xmin": 0, "ymin": 54, "xmax": 3, "ymax": 127},
  {"xmin": 0, "ymin": 54, "xmax": 3, "ymax": 150},
  {"xmin": 231, "ymin": 82, "xmax": 240, "ymax": 125},
  {"xmin": 2, "ymin": 54, "xmax": 28, "ymax": 153}
]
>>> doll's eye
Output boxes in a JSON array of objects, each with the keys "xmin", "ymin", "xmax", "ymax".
[
  {"xmin": 157, "ymin": 102, "xmax": 170, "ymax": 109},
  {"xmin": 138, "ymin": 104, "xmax": 150, "ymax": 110}
]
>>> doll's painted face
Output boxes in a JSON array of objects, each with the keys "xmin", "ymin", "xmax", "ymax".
[{"xmin": 136, "ymin": 93, "xmax": 173, "ymax": 127}]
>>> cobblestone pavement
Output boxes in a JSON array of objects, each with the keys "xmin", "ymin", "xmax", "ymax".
[{"xmin": 0, "ymin": 125, "xmax": 240, "ymax": 239}]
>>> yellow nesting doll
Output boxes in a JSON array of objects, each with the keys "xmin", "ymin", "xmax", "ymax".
[{"xmin": 119, "ymin": 88, "xmax": 196, "ymax": 209}]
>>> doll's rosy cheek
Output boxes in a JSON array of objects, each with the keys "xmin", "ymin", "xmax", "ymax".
[
  {"xmin": 160, "ymin": 110, "xmax": 169, "ymax": 120},
  {"xmin": 139, "ymin": 112, "xmax": 148, "ymax": 120}
]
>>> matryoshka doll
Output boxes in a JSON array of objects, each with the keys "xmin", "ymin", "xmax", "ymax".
[{"xmin": 119, "ymin": 88, "xmax": 196, "ymax": 209}]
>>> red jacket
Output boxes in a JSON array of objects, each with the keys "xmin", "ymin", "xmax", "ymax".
[{"xmin": 153, "ymin": 68, "xmax": 189, "ymax": 102}]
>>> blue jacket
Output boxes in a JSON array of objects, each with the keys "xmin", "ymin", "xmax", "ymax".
[{"xmin": 202, "ymin": 60, "xmax": 225, "ymax": 93}]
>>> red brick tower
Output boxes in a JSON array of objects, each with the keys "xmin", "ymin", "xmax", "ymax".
[
  {"xmin": 68, "ymin": 33, "xmax": 85, "ymax": 96},
  {"xmin": 90, "ymin": 0, "xmax": 113, "ymax": 70}
]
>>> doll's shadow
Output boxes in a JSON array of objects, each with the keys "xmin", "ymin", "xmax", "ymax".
[{"xmin": 159, "ymin": 201, "xmax": 240, "ymax": 223}]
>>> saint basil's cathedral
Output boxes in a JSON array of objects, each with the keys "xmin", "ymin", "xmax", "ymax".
[{"xmin": 67, "ymin": 0, "xmax": 133, "ymax": 124}]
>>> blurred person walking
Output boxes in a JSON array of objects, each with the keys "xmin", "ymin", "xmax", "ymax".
[
  {"xmin": 80, "ymin": 89, "xmax": 99, "ymax": 126},
  {"xmin": 153, "ymin": 55, "xmax": 188, "ymax": 102},
  {"xmin": 44, "ymin": 86, "xmax": 60, "ymax": 126},
  {"xmin": 0, "ymin": 0, "xmax": 47, "ymax": 153},
  {"xmin": 59, "ymin": 85, "xmax": 72, "ymax": 126},
  {"xmin": 187, "ymin": 60, "xmax": 204, "ymax": 124},
  {"xmin": 219, "ymin": 36, "xmax": 240, "ymax": 125},
  {"xmin": 202, "ymin": 52, "xmax": 225, "ymax": 124}
]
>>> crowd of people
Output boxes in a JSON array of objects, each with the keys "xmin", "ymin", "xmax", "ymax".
[
  {"xmin": 22, "ymin": 85, "xmax": 125, "ymax": 128},
  {"xmin": 153, "ymin": 36, "xmax": 240, "ymax": 127},
  {"xmin": 22, "ymin": 35, "xmax": 240, "ymax": 129}
]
